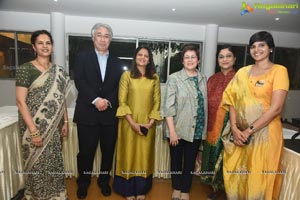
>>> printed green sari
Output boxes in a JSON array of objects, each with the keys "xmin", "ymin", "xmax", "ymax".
[{"xmin": 17, "ymin": 63, "xmax": 70, "ymax": 200}]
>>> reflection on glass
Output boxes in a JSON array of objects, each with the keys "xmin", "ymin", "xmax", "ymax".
[
  {"xmin": 67, "ymin": 35, "xmax": 202, "ymax": 83},
  {"xmin": 274, "ymin": 47, "xmax": 299, "ymax": 89},
  {"xmin": 17, "ymin": 33, "xmax": 34, "ymax": 78},
  {"xmin": 245, "ymin": 46, "xmax": 255, "ymax": 66},
  {"xmin": 0, "ymin": 32, "xmax": 16, "ymax": 78},
  {"xmin": 110, "ymin": 39, "xmax": 136, "ymax": 58},
  {"xmin": 120, "ymin": 58, "xmax": 133, "ymax": 71},
  {"xmin": 68, "ymin": 36, "xmax": 93, "ymax": 79}
]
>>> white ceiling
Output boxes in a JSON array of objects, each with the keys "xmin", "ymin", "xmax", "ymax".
[{"xmin": 1, "ymin": 0, "xmax": 299, "ymax": 33}]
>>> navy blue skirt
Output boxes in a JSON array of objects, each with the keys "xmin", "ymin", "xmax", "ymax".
[{"xmin": 113, "ymin": 175, "xmax": 153, "ymax": 197}]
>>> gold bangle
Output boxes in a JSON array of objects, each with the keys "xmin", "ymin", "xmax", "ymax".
[
  {"xmin": 30, "ymin": 130, "xmax": 40, "ymax": 138},
  {"xmin": 64, "ymin": 120, "xmax": 68, "ymax": 123}
]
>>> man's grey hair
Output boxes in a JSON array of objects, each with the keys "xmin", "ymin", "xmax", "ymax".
[{"xmin": 91, "ymin": 23, "xmax": 113, "ymax": 40}]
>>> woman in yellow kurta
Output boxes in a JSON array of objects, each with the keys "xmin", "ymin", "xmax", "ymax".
[
  {"xmin": 221, "ymin": 31, "xmax": 289, "ymax": 200},
  {"xmin": 113, "ymin": 46, "xmax": 162, "ymax": 200}
]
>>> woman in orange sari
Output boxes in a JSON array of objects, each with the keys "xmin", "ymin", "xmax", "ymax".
[
  {"xmin": 221, "ymin": 31, "xmax": 289, "ymax": 200},
  {"xmin": 222, "ymin": 31, "xmax": 289, "ymax": 200}
]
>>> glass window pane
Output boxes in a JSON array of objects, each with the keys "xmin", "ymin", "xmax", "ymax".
[
  {"xmin": 274, "ymin": 47, "xmax": 299, "ymax": 89},
  {"xmin": 119, "ymin": 58, "xmax": 133, "ymax": 71},
  {"xmin": 110, "ymin": 39, "xmax": 136, "ymax": 58},
  {"xmin": 17, "ymin": 33, "xmax": 34, "ymax": 74},
  {"xmin": 245, "ymin": 46, "xmax": 255, "ymax": 66},
  {"xmin": 68, "ymin": 36, "xmax": 136, "ymax": 79},
  {"xmin": 169, "ymin": 42, "xmax": 201, "ymax": 76},
  {"xmin": 138, "ymin": 40, "xmax": 169, "ymax": 83},
  {"xmin": 68, "ymin": 35, "xmax": 93, "ymax": 79},
  {"xmin": 0, "ymin": 32, "xmax": 16, "ymax": 78}
]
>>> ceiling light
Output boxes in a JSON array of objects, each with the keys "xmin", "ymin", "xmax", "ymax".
[
  {"xmin": 275, "ymin": 17, "xmax": 280, "ymax": 21},
  {"xmin": 53, "ymin": 0, "xmax": 58, "ymax": 2},
  {"xmin": 172, "ymin": 8, "xmax": 176, "ymax": 12}
]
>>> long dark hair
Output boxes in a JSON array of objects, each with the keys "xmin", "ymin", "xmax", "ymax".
[{"xmin": 130, "ymin": 46, "xmax": 156, "ymax": 79}]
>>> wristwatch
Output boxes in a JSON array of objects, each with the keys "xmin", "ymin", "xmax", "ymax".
[{"xmin": 249, "ymin": 125, "xmax": 256, "ymax": 133}]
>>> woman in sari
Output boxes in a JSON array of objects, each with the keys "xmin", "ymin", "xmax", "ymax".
[
  {"xmin": 113, "ymin": 46, "xmax": 162, "ymax": 200},
  {"xmin": 16, "ymin": 30, "xmax": 70, "ymax": 200},
  {"xmin": 200, "ymin": 45, "xmax": 236, "ymax": 199},
  {"xmin": 221, "ymin": 31, "xmax": 289, "ymax": 199}
]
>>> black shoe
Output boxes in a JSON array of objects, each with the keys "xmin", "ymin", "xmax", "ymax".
[
  {"xmin": 77, "ymin": 184, "xmax": 88, "ymax": 199},
  {"xmin": 100, "ymin": 185, "xmax": 112, "ymax": 196}
]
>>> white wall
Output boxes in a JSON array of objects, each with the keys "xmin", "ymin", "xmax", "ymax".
[
  {"xmin": 1, "ymin": 11, "xmax": 300, "ymax": 121},
  {"xmin": 66, "ymin": 15, "xmax": 206, "ymax": 41},
  {"xmin": 0, "ymin": 11, "xmax": 50, "ymax": 31},
  {"xmin": 218, "ymin": 27, "xmax": 300, "ymax": 48}
]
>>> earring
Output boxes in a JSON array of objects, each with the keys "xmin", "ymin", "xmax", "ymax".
[{"xmin": 270, "ymin": 50, "xmax": 273, "ymax": 53}]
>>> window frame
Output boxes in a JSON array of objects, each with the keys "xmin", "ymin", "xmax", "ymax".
[{"xmin": 67, "ymin": 34, "xmax": 203, "ymax": 83}]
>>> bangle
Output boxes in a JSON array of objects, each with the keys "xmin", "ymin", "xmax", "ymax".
[
  {"xmin": 30, "ymin": 130, "xmax": 40, "ymax": 138},
  {"xmin": 64, "ymin": 120, "xmax": 68, "ymax": 123}
]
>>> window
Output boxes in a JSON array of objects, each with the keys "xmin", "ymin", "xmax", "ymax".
[
  {"xmin": 68, "ymin": 35, "xmax": 203, "ymax": 83},
  {"xmin": 0, "ymin": 31, "xmax": 33, "ymax": 78},
  {"xmin": 110, "ymin": 38, "xmax": 136, "ymax": 71},
  {"xmin": 68, "ymin": 35, "xmax": 94, "ymax": 79},
  {"xmin": 274, "ymin": 47, "xmax": 300, "ymax": 90}
]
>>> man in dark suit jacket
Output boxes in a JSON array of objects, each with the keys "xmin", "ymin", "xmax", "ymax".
[{"xmin": 73, "ymin": 23, "xmax": 124, "ymax": 199}]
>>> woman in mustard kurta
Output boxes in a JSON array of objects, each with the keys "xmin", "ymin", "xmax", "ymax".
[
  {"xmin": 221, "ymin": 31, "xmax": 289, "ymax": 200},
  {"xmin": 113, "ymin": 46, "xmax": 162, "ymax": 200}
]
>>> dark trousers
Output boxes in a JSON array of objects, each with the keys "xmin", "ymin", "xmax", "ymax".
[
  {"xmin": 77, "ymin": 123, "xmax": 118, "ymax": 187},
  {"xmin": 169, "ymin": 139, "xmax": 201, "ymax": 193}
]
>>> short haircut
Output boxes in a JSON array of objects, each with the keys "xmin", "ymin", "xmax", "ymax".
[
  {"xmin": 91, "ymin": 23, "xmax": 113, "ymax": 41},
  {"xmin": 181, "ymin": 45, "xmax": 200, "ymax": 62},
  {"xmin": 249, "ymin": 31, "xmax": 275, "ymax": 49}
]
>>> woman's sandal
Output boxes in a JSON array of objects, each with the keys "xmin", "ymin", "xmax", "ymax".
[
  {"xmin": 180, "ymin": 192, "xmax": 190, "ymax": 200},
  {"xmin": 126, "ymin": 196, "xmax": 136, "ymax": 200},
  {"xmin": 172, "ymin": 189, "xmax": 181, "ymax": 200}
]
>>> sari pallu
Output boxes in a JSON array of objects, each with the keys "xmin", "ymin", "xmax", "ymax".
[
  {"xmin": 19, "ymin": 64, "xmax": 70, "ymax": 200},
  {"xmin": 200, "ymin": 108, "xmax": 228, "ymax": 192},
  {"xmin": 221, "ymin": 66, "xmax": 285, "ymax": 200}
]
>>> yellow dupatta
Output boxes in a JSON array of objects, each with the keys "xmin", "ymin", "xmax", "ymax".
[{"xmin": 221, "ymin": 65, "xmax": 283, "ymax": 200}]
